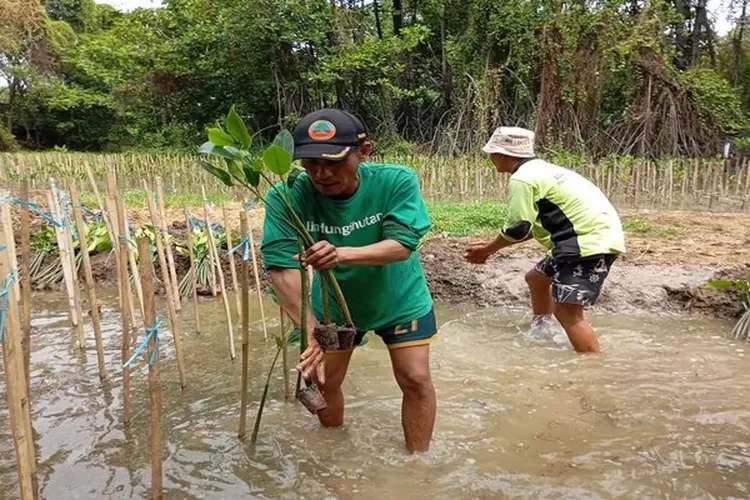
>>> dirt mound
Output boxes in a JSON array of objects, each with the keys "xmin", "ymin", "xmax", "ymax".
[{"xmin": 420, "ymin": 238, "xmax": 745, "ymax": 319}]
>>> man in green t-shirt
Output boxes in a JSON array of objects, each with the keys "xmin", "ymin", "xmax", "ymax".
[
  {"xmin": 464, "ymin": 127, "xmax": 626, "ymax": 353},
  {"xmin": 261, "ymin": 108, "xmax": 437, "ymax": 453}
]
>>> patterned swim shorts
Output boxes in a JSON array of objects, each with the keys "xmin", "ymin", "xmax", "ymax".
[{"xmin": 534, "ymin": 254, "xmax": 618, "ymax": 306}]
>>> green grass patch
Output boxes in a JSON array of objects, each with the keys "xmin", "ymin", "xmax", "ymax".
[
  {"xmin": 427, "ymin": 202, "xmax": 508, "ymax": 235},
  {"xmin": 78, "ymin": 190, "xmax": 233, "ymax": 209},
  {"xmin": 622, "ymin": 216, "xmax": 654, "ymax": 233},
  {"xmin": 621, "ymin": 216, "xmax": 682, "ymax": 239}
]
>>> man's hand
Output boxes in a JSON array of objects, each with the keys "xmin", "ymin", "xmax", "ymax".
[
  {"xmin": 464, "ymin": 240, "xmax": 497, "ymax": 264},
  {"xmin": 296, "ymin": 241, "xmax": 342, "ymax": 270},
  {"xmin": 297, "ymin": 335, "xmax": 326, "ymax": 384}
]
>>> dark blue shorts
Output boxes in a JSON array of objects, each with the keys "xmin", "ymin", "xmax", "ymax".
[
  {"xmin": 534, "ymin": 254, "xmax": 617, "ymax": 306},
  {"xmin": 352, "ymin": 307, "xmax": 438, "ymax": 350}
]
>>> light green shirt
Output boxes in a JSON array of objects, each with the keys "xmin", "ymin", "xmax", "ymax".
[{"xmin": 501, "ymin": 159, "xmax": 626, "ymax": 260}]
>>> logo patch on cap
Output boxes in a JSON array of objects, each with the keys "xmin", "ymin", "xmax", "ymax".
[{"xmin": 308, "ymin": 120, "xmax": 337, "ymax": 141}]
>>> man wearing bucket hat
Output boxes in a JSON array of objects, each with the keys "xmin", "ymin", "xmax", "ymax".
[
  {"xmin": 261, "ymin": 108, "xmax": 438, "ymax": 453},
  {"xmin": 463, "ymin": 126, "xmax": 625, "ymax": 353}
]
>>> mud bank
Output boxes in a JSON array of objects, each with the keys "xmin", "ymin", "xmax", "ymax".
[
  {"xmin": 420, "ymin": 238, "xmax": 748, "ymax": 319},
  {"xmin": 28, "ymin": 235, "xmax": 745, "ymax": 320}
]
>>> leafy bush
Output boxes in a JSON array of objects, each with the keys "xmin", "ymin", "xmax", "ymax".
[
  {"xmin": 0, "ymin": 124, "xmax": 19, "ymax": 152},
  {"xmin": 680, "ymin": 68, "xmax": 750, "ymax": 132}
]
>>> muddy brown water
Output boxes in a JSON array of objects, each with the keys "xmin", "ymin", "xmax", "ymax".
[{"xmin": 1, "ymin": 293, "xmax": 749, "ymax": 499}]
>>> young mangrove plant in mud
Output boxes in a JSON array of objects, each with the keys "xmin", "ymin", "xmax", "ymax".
[
  {"xmin": 708, "ymin": 273, "xmax": 750, "ymax": 340},
  {"xmin": 197, "ymin": 105, "xmax": 357, "ymax": 415}
]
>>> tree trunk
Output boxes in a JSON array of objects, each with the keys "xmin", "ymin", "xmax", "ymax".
[
  {"xmin": 6, "ymin": 78, "xmax": 15, "ymax": 131},
  {"xmin": 373, "ymin": 0, "xmax": 383, "ymax": 39},
  {"xmin": 690, "ymin": 0, "xmax": 709, "ymax": 67},
  {"xmin": 733, "ymin": 0, "xmax": 748, "ymax": 87},
  {"xmin": 393, "ymin": 0, "xmax": 403, "ymax": 36},
  {"xmin": 440, "ymin": 4, "xmax": 452, "ymax": 109},
  {"xmin": 672, "ymin": 0, "xmax": 692, "ymax": 69}
]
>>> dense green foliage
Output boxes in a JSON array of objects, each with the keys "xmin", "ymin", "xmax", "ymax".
[{"xmin": 2, "ymin": 0, "xmax": 749, "ymax": 156}]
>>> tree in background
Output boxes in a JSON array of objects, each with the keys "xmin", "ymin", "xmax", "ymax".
[{"xmin": 1, "ymin": 0, "xmax": 748, "ymax": 156}]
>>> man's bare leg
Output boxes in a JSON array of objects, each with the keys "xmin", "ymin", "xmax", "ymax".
[
  {"xmin": 316, "ymin": 350, "xmax": 354, "ymax": 427},
  {"xmin": 554, "ymin": 303, "xmax": 600, "ymax": 353},
  {"xmin": 525, "ymin": 269, "xmax": 554, "ymax": 316},
  {"xmin": 389, "ymin": 345, "xmax": 436, "ymax": 454}
]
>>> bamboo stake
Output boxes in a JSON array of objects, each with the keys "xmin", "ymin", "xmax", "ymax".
[
  {"xmin": 0, "ymin": 196, "xmax": 19, "ymax": 310},
  {"xmin": 85, "ymin": 162, "xmax": 115, "ymax": 240},
  {"xmin": 125, "ymin": 213, "xmax": 145, "ymax": 319},
  {"xmin": 238, "ymin": 215, "xmax": 250, "ymax": 439},
  {"xmin": 681, "ymin": 160, "xmax": 689, "ymax": 208},
  {"xmin": 115, "ymin": 193, "xmax": 133, "ymax": 426},
  {"xmin": 666, "ymin": 161, "xmax": 674, "ymax": 209},
  {"xmin": 692, "ymin": 159, "xmax": 700, "ymax": 203},
  {"xmin": 201, "ymin": 187, "xmax": 235, "ymax": 359},
  {"xmin": 19, "ymin": 180, "xmax": 32, "ymax": 396},
  {"xmin": 637, "ymin": 162, "xmax": 643, "ymax": 203},
  {"xmin": 106, "ymin": 170, "xmax": 137, "ymax": 327},
  {"xmin": 47, "ymin": 184, "xmax": 83, "ymax": 342},
  {"xmin": 743, "ymin": 159, "xmax": 750, "ymax": 211},
  {"xmin": 71, "ymin": 184, "xmax": 106, "ymax": 380},
  {"xmin": 201, "ymin": 211, "xmax": 218, "ymax": 298},
  {"xmin": 710, "ymin": 163, "xmax": 719, "ymax": 210},
  {"xmin": 155, "ymin": 178, "xmax": 181, "ymax": 312},
  {"xmin": 136, "ymin": 237, "xmax": 163, "ymax": 499},
  {"xmin": 734, "ymin": 158, "xmax": 745, "ymax": 197},
  {"xmin": 144, "ymin": 182, "xmax": 187, "ymax": 389},
  {"xmin": 57, "ymin": 186, "xmax": 86, "ymax": 350},
  {"xmin": 183, "ymin": 210, "xmax": 200, "ymax": 334},
  {"xmin": 0, "ymin": 212, "xmax": 37, "ymax": 500},
  {"xmin": 280, "ymin": 307, "xmax": 290, "ymax": 401},
  {"xmin": 223, "ymin": 205, "xmax": 241, "ymax": 317},
  {"xmin": 247, "ymin": 226, "xmax": 268, "ymax": 341}
]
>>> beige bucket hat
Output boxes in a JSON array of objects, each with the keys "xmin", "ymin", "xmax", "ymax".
[{"xmin": 482, "ymin": 126, "xmax": 535, "ymax": 158}]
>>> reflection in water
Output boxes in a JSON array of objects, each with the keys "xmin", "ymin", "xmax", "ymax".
[{"xmin": 1, "ymin": 293, "xmax": 749, "ymax": 499}]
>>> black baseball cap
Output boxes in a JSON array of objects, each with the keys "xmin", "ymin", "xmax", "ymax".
[{"xmin": 292, "ymin": 108, "xmax": 367, "ymax": 161}]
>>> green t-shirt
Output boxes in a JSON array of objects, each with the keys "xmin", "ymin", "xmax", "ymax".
[
  {"xmin": 501, "ymin": 159, "xmax": 626, "ymax": 261},
  {"xmin": 261, "ymin": 162, "xmax": 433, "ymax": 331}
]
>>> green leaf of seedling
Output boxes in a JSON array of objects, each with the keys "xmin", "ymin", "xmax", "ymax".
[
  {"xmin": 198, "ymin": 141, "xmax": 215, "ymax": 154},
  {"xmin": 207, "ymin": 127, "xmax": 236, "ymax": 146},
  {"xmin": 264, "ymin": 286, "xmax": 279, "ymax": 304},
  {"xmin": 252, "ymin": 157, "xmax": 265, "ymax": 172},
  {"xmin": 287, "ymin": 328, "xmax": 302, "ymax": 347},
  {"xmin": 226, "ymin": 159, "xmax": 245, "ymax": 184},
  {"xmin": 199, "ymin": 142, "xmax": 242, "ymax": 162},
  {"xmin": 243, "ymin": 165, "xmax": 261, "ymax": 187},
  {"xmin": 707, "ymin": 279, "xmax": 732, "ymax": 290},
  {"xmin": 263, "ymin": 144, "xmax": 292, "ymax": 176},
  {"xmin": 287, "ymin": 167, "xmax": 303, "ymax": 190},
  {"xmin": 274, "ymin": 335, "xmax": 283, "ymax": 349},
  {"xmin": 272, "ymin": 129, "xmax": 295, "ymax": 158},
  {"xmin": 199, "ymin": 160, "xmax": 234, "ymax": 187},
  {"xmin": 241, "ymin": 157, "xmax": 261, "ymax": 187},
  {"xmin": 226, "ymin": 105, "xmax": 252, "ymax": 149}
]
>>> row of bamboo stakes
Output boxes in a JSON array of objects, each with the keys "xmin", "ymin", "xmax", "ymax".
[
  {"xmin": 417, "ymin": 157, "xmax": 750, "ymax": 209},
  {"xmin": 0, "ymin": 167, "xmax": 280, "ymax": 500}
]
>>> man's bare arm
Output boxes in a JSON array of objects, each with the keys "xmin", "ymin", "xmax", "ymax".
[{"xmin": 268, "ymin": 267, "xmax": 324, "ymax": 382}]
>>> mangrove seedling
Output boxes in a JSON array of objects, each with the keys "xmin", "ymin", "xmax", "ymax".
[
  {"xmin": 250, "ymin": 327, "xmax": 302, "ymax": 444},
  {"xmin": 708, "ymin": 273, "xmax": 750, "ymax": 340},
  {"xmin": 197, "ymin": 105, "xmax": 357, "ymax": 399}
]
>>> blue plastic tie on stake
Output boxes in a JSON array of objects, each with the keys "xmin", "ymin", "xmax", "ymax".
[
  {"xmin": 0, "ymin": 270, "xmax": 17, "ymax": 343},
  {"xmin": 121, "ymin": 317, "xmax": 162, "ymax": 368},
  {"xmin": 11, "ymin": 198, "xmax": 63, "ymax": 228},
  {"xmin": 229, "ymin": 236, "xmax": 251, "ymax": 261},
  {"xmin": 118, "ymin": 234, "xmax": 136, "ymax": 248}
]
